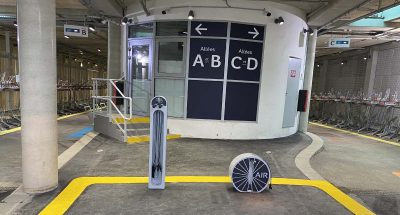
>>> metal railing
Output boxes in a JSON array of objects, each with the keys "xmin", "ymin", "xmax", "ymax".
[{"xmin": 92, "ymin": 78, "xmax": 133, "ymax": 141}]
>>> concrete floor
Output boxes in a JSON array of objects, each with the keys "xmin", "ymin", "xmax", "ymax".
[
  {"xmin": 14, "ymin": 132, "xmax": 353, "ymax": 215},
  {"xmin": 310, "ymin": 124, "xmax": 400, "ymax": 215},
  {"xmin": 2, "ymin": 118, "xmax": 398, "ymax": 214},
  {"xmin": 0, "ymin": 114, "xmax": 91, "ymax": 184}
]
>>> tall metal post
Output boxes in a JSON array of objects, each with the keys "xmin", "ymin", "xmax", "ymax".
[
  {"xmin": 299, "ymin": 30, "xmax": 317, "ymax": 133},
  {"xmin": 17, "ymin": 0, "xmax": 58, "ymax": 193}
]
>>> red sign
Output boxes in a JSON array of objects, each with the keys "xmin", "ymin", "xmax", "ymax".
[{"xmin": 290, "ymin": 70, "xmax": 296, "ymax": 77}]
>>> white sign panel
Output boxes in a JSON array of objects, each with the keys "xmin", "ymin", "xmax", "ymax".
[
  {"xmin": 64, "ymin": 24, "xmax": 88, "ymax": 37},
  {"xmin": 329, "ymin": 38, "xmax": 351, "ymax": 48}
]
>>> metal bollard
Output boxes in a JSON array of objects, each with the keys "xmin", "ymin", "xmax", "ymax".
[{"xmin": 148, "ymin": 96, "xmax": 168, "ymax": 189}]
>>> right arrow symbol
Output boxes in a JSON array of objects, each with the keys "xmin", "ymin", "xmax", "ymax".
[{"xmin": 248, "ymin": 27, "xmax": 259, "ymax": 39}]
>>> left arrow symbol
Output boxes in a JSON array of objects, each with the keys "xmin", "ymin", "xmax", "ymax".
[
  {"xmin": 248, "ymin": 27, "xmax": 259, "ymax": 39},
  {"xmin": 195, "ymin": 24, "xmax": 208, "ymax": 35}
]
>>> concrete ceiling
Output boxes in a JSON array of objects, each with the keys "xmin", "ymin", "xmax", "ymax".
[
  {"xmin": 1, "ymin": 0, "xmax": 400, "ymax": 59},
  {"xmin": 0, "ymin": 0, "xmax": 107, "ymax": 62}
]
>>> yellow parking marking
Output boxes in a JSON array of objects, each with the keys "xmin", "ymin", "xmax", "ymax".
[
  {"xmin": 393, "ymin": 171, "xmax": 400, "ymax": 177},
  {"xmin": 310, "ymin": 122, "xmax": 400, "ymax": 148},
  {"xmin": 0, "ymin": 111, "xmax": 90, "ymax": 137},
  {"xmin": 39, "ymin": 176, "xmax": 374, "ymax": 215},
  {"xmin": 127, "ymin": 134, "xmax": 181, "ymax": 144},
  {"xmin": 113, "ymin": 117, "xmax": 150, "ymax": 124}
]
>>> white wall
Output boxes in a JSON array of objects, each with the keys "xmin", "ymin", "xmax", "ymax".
[{"xmin": 125, "ymin": 0, "xmax": 308, "ymax": 139}]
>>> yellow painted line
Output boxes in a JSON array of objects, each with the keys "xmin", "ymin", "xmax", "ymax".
[
  {"xmin": 392, "ymin": 171, "xmax": 400, "ymax": 177},
  {"xmin": 0, "ymin": 127, "xmax": 21, "ymax": 136},
  {"xmin": 0, "ymin": 111, "xmax": 90, "ymax": 137},
  {"xmin": 39, "ymin": 176, "xmax": 374, "ymax": 215},
  {"xmin": 127, "ymin": 134, "xmax": 181, "ymax": 144},
  {"xmin": 113, "ymin": 117, "xmax": 150, "ymax": 124},
  {"xmin": 310, "ymin": 122, "xmax": 400, "ymax": 148}
]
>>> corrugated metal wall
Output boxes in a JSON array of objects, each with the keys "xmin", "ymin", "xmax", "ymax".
[
  {"xmin": 373, "ymin": 46, "xmax": 400, "ymax": 93},
  {"xmin": 321, "ymin": 53, "xmax": 367, "ymax": 94},
  {"xmin": 314, "ymin": 42, "xmax": 400, "ymax": 95}
]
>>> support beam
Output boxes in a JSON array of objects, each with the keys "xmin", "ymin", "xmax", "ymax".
[
  {"xmin": 299, "ymin": 31, "xmax": 318, "ymax": 133},
  {"xmin": 18, "ymin": 0, "xmax": 58, "ymax": 194},
  {"xmin": 363, "ymin": 49, "xmax": 378, "ymax": 97},
  {"xmin": 5, "ymin": 31, "xmax": 11, "ymax": 76},
  {"xmin": 107, "ymin": 21, "xmax": 122, "ymax": 79}
]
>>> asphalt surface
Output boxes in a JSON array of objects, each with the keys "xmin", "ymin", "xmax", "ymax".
[{"xmin": 310, "ymin": 124, "xmax": 400, "ymax": 215}]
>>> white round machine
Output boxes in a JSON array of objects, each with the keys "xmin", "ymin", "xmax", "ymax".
[{"xmin": 229, "ymin": 153, "xmax": 271, "ymax": 193}]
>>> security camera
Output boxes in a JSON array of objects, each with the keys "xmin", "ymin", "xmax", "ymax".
[{"xmin": 162, "ymin": 10, "xmax": 167, "ymax": 15}]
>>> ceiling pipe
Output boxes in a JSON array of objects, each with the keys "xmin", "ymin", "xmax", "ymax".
[
  {"xmin": 317, "ymin": 0, "xmax": 376, "ymax": 32},
  {"xmin": 140, "ymin": 0, "xmax": 151, "ymax": 16},
  {"xmin": 306, "ymin": 1, "xmax": 329, "ymax": 21},
  {"xmin": 307, "ymin": 0, "xmax": 342, "ymax": 24},
  {"xmin": 321, "ymin": 1, "xmax": 400, "ymax": 34}
]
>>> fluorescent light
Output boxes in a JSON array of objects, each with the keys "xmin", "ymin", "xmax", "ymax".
[
  {"xmin": 88, "ymin": 24, "xmax": 95, "ymax": 32},
  {"xmin": 64, "ymin": 35, "xmax": 70, "ymax": 39}
]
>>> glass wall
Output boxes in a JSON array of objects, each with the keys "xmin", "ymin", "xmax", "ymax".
[{"xmin": 153, "ymin": 21, "xmax": 188, "ymax": 118}]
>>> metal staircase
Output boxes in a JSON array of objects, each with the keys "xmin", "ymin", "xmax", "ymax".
[{"xmin": 91, "ymin": 78, "xmax": 180, "ymax": 143}]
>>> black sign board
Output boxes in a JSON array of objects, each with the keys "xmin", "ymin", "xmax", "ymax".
[
  {"xmin": 187, "ymin": 80, "xmax": 223, "ymax": 120},
  {"xmin": 191, "ymin": 21, "xmax": 228, "ymax": 37},
  {"xmin": 230, "ymin": 23, "xmax": 265, "ymax": 41},
  {"xmin": 189, "ymin": 38, "xmax": 226, "ymax": 79},
  {"xmin": 227, "ymin": 40, "xmax": 263, "ymax": 81},
  {"xmin": 224, "ymin": 82, "xmax": 259, "ymax": 121}
]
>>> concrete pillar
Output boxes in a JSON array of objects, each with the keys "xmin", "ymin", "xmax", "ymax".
[
  {"xmin": 299, "ymin": 30, "xmax": 317, "ymax": 133},
  {"xmin": 363, "ymin": 49, "xmax": 378, "ymax": 97},
  {"xmin": 17, "ymin": 0, "xmax": 58, "ymax": 193},
  {"xmin": 107, "ymin": 21, "xmax": 122, "ymax": 79},
  {"xmin": 4, "ymin": 31, "xmax": 12, "ymax": 110},
  {"xmin": 5, "ymin": 31, "xmax": 11, "ymax": 76},
  {"xmin": 121, "ymin": 24, "xmax": 127, "ymax": 79}
]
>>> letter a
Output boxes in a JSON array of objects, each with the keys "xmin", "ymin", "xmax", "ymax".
[{"xmin": 192, "ymin": 54, "xmax": 204, "ymax": 67}]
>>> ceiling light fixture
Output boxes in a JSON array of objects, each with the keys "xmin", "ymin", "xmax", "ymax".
[
  {"xmin": 13, "ymin": 21, "xmax": 17, "ymax": 27},
  {"xmin": 88, "ymin": 24, "xmax": 95, "ymax": 32},
  {"xmin": 303, "ymin": 28, "xmax": 314, "ymax": 36},
  {"xmin": 121, "ymin": 17, "xmax": 128, "ymax": 25},
  {"xmin": 274, "ymin": 17, "xmax": 284, "ymax": 25},
  {"xmin": 97, "ymin": 48, "xmax": 101, "ymax": 52},
  {"xmin": 121, "ymin": 17, "xmax": 133, "ymax": 25},
  {"xmin": 64, "ymin": 35, "xmax": 70, "ymax": 39},
  {"xmin": 188, "ymin": 10, "xmax": 194, "ymax": 20},
  {"xmin": 264, "ymin": 9, "xmax": 271, "ymax": 17}
]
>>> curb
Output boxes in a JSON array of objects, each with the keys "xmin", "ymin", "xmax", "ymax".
[{"xmin": 295, "ymin": 132, "xmax": 325, "ymax": 180}]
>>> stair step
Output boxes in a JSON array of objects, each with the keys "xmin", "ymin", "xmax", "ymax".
[
  {"xmin": 113, "ymin": 117, "xmax": 150, "ymax": 124},
  {"xmin": 127, "ymin": 134, "xmax": 181, "ymax": 144},
  {"xmin": 126, "ymin": 129, "xmax": 150, "ymax": 136}
]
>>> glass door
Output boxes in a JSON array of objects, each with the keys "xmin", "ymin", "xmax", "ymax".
[
  {"xmin": 127, "ymin": 39, "xmax": 153, "ymax": 116},
  {"xmin": 154, "ymin": 38, "xmax": 187, "ymax": 118}
]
